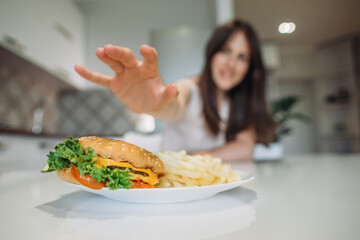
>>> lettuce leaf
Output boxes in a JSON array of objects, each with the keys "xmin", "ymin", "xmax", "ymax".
[
  {"xmin": 44, "ymin": 136, "xmax": 82, "ymax": 172},
  {"xmin": 41, "ymin": 136, "xmax": 133, "ymax": 189},
  {"xmin": 100, "ymin": 168, "xmax": 133, "ymax": 190}
]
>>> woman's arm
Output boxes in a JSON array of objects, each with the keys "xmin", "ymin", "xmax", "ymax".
[
  {"xmin": 191, "ymin": 128, "xmax": 256, "ymax": 162},
  {"xmin": 74, "ymin": 44, "xmax": 190, "ymax": 121}
]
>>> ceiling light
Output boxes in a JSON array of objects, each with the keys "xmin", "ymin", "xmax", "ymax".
[{"xmin": 278, "ymin": 22, "xmax": 296, "ymax": 34}]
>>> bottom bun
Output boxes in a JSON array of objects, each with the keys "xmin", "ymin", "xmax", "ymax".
[{"xmin": 56, "ymin": 167, "xmax": 79, "ymax": 185}]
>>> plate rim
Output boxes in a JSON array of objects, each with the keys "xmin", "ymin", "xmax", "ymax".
[{"xmin": 66, "ymin": 170, "xmax": 254, "ymax": 192}]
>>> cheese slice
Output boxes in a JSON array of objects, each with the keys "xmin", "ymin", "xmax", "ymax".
[{"xmin": 93, "ymin": 157, "xmax": 159, "ymax": 185}]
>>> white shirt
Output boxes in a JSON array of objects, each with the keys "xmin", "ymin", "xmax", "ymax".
[{"xmin": 160, "ymin": 79, "xmax": 229, "ymax": 152}]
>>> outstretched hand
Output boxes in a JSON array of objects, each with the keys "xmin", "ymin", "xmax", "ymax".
[{"xmin": 75, "ymin": 44, "xmax": 178, "ymax": 113}]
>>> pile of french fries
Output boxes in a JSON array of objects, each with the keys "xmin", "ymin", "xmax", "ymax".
[{"xmin": 156, "ymin": 150, "xmax": 239, "ymax": 188}]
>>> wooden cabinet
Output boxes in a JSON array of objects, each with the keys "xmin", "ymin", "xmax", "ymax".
[{"xmin": 315, "ymin": 38, "xmax": 360, "ymax": 152}]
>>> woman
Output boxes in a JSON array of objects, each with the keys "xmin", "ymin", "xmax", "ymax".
[{"xmin": 75, "ymin": 19, "xmax": 276, "ymax": 162}]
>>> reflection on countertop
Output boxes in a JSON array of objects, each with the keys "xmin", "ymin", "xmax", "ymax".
[{"xmin": 36, "ymin": 187, "xmax": 257, "ymax": 219}]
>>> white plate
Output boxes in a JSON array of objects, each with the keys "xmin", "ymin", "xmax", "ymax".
[{"xmin": 66, "ymin": 170, "xmax": 254, "ymax": 203}]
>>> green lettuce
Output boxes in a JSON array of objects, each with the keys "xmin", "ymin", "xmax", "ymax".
[{"xmin": 41, "ymin": 136, "xmax": 133, "ymax": 190}]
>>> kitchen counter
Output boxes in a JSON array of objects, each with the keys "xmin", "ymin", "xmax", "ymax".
[{"xmin": 1, "ymin": 154, "xmax": 359, "ymax": 240}]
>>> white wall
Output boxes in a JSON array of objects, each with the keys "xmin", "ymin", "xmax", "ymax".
[
  {"xmin": 0, "ymin": 0, "xmax": 86, "ymax": 88},
  {"xmin": 151, "ymin": 26, "xmax": 212, "ymax": 84},
  {"xmin": 276, "ymin": 45, "xmax": 315, "ymax": 81},
  {"xmin": 215, "ymin": 0, "xmax": 235, "ymax": 25},
  {"xmin": 80, "ymin": 0, "xmax": 216, "ymax": 88}
]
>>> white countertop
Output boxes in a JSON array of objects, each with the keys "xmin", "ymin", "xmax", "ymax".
[{"xmin": 1, "ymin": 154, "xmax": 359, "ymax": 240}]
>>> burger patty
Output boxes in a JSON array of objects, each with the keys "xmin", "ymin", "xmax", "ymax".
[{"xmin": 107, "ymin": 166, "xmax": 149, "ymax": 177}]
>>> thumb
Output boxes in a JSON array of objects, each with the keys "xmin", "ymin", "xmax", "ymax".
[{"xmin": 163, "ymin": 84, "xmax": 178, "ymax": 102}]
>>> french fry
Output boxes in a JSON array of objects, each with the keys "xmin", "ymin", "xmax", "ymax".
[{"xmin": 156, "ymin": 151, "xmax": 239, "ymax": 188}]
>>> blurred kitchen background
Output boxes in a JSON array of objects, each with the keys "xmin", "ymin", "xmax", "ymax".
[{"xmin": 0, "ymin": 0, "xmax": 359, "ymax": 169}]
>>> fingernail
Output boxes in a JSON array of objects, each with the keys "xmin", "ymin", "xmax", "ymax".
[{"xmin": 104, "ymin": 44, "xmax": 112, "ymax": 50}]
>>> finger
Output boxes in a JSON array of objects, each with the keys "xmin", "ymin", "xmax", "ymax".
[
  {"xmin": 96, "ymin": 48, "xmax": 124, "ymax": 74},
  {"xmin": 140, "ymin": 45, "xmax": 158, "ymax": 70},
  {"xmin": 163, "ymin": 84, "xmax": 179, "ymax": 101},
  {"xmin": 103, "ymin": 45, "xmax": 138, "ymax": 68},
  {"xmin": 74, "ymin": 64, "xmax": 112, "ymax": 87}
]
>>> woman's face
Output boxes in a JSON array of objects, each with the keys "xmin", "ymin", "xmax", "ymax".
[{"xmin": 211, "ymin": 31, "xmax": 251, "ymax": 92}]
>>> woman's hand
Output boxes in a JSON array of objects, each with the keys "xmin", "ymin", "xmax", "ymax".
[{"xmin": 74, "ymin": 44, "xmax": 178, "ymax": 114}]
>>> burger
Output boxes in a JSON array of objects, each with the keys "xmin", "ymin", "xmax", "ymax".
[{"xmin": 41, "ymin": 136, "xmax": 165, "ymax": 190}]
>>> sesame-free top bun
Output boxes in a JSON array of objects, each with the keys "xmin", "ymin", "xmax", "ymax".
[{"xmin": 78, "ymin": 136, "xmax": 165, "ymax": 176}]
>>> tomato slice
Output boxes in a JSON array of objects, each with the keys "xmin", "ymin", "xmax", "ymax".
[
  {"xmin": 130, "ymin": 180, "xmax": 154, "ymax": 188},
  {"xmin": 70, "ymin": 166, "xmax": 106, "ymax": 190}
]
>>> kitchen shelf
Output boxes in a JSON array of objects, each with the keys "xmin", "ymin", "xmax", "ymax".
[
  {"xmin": 322, "ymin": 133, "xmax": 359, "ymax": 139},
  {"xmin": 314, "ymin": 37, "xmax": 360, "ymax": 152},
  {"xmin": 318, "ymin": 103, "xmax": 354, "ymax": 110}
]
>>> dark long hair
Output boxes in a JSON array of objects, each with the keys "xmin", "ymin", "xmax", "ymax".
[{"xmin": 199, "ymin": 19, "xmax": 276, "ymax": 144}]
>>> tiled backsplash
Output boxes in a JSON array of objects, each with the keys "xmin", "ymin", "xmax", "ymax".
[
  {"xmin": 57, "ymin": 90, "xmax": 135, "ymax": 136},
  {"xmin": 0, "ymin": 65, "xmax": 59, "ymax": 132}
]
